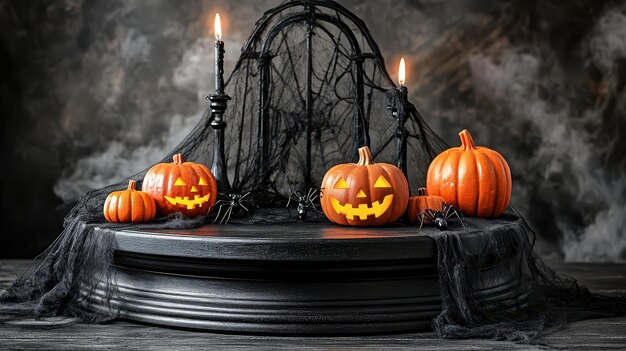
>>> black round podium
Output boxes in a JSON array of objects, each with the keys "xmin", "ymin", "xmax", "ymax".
[{"xmin": 83, "ymin": 218, "xmax": 527, "ymax": 335}]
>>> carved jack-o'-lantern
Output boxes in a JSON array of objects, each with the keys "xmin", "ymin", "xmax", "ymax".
[
  {"xmin": 142, "ymin": 153, "xmax": 217, "ymax": 217},
  {"xmin": 320, "ymin": 146, "xmax": 409, "ymax": 226}
]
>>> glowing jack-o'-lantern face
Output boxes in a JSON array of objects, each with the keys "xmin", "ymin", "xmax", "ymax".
[
  {"xmin": 320, "ymin": 146, "xmax": 409, "ymax": 226},
  {"xmin": 329, "ymin": 175, "xmax": 394, "ymax": 220},
  {"xmin": 142, "ymin": 153, "xmax": 218, "ymax": 217},
  {"xmin": 164, "ymin": 175, "xmax": 211, "ymax": 209}
]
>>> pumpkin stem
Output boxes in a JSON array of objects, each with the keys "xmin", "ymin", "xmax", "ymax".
[
  {"xmin": 417, "ymin": 187, "xmax": 427, "ymax": 196},
  {"xmin": 459, "ymin": 129, "xmax": 476, "ymax": 150},
  {"xmin": 128, "ymin": 180, "xmax": 137, "ymax": 191},
  {"xmin": 172, "ymin": 153, "xmax": 183, "ymax": 164},
  {"xmin": 356, "ymin": 146, "xmax": 374, "ymax": 165}
]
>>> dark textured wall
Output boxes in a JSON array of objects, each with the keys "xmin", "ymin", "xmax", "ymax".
[{"xmin": 1, "ymin": 0, "xmax": 625, "ymax": 260}]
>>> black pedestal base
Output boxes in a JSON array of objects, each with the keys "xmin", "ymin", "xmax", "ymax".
[{"xmin": 83, "ymin": 218, "xmax": 526, "ymax": 335}]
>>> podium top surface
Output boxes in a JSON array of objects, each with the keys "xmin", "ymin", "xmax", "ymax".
[{"xmin": 94, "ymin": 216, "xmax": 522, "ymax": 262}]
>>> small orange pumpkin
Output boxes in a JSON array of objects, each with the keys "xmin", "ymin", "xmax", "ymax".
[
  {"xmin": 426, "ymin": 129, "xmax": 511, "ymax": 217},
  {"xmin": 406, "ymin": 187, "xmax": 446, "ymax": 224},
  {"xmin": 142, "ymin": 153, "xmax": 217, "ymax": 217},
  {"xmin": 104, "ymin": 180, "xmax": 156, "ymax": 223},
  {"xmin": 320, "ymin": 146, "xmax": 409, "ymax": 226}
]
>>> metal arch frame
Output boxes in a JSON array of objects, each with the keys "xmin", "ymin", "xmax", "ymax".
[
  {"xmin": 232, "ymin": 0, "xmax": 395, "ymax": 86},
  {"xmin": 221, "ymin": 0, "xmax": 406, "ymax": 191},
  {"xmin": 257, "ymin": 9, "xmax": 369, "ymax": 188}
]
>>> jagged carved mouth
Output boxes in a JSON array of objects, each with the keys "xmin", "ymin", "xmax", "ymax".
[
  {"xmin": 164, "ymin": 194, "xmax": 210, "ymax": 209},
  {"xmin": 329, "ymin": 194, "xmax": 393, "ymax": 220}
]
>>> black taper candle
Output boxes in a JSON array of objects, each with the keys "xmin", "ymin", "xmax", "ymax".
[
  {"xmin": 387, "ymin": 84, "xmax": 409, "ymax": 178},
  {"xmin": 396, "ymin": 85, "xmax": 408, "ymax": 176},
  {"xmin": 215, "ymin": 40, "xmax": 225, "ymax": 95}
]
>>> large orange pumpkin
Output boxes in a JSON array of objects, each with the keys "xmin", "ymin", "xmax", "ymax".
[
  {"xmin": 142, "ymin": 153, "xmax": 217, "ymax": 217},
  {"xmin": 405, "ymin": 187, "xmax": 446, "ymax": 224},
  {"xmin": 320, "ymin": 146, "xmax": 409, "ymax": 226},
  {"xmin": 426, "ymin": 129, "xmax": 511, "ymax": 217},
  {"xmin": 104, "ymin": 180, "xmax": 156, "ymax": 223}
]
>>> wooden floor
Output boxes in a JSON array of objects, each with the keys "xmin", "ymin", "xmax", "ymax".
[{"xmin": 1, "ymin": 259, "xmax": 625, "ymax": 350}]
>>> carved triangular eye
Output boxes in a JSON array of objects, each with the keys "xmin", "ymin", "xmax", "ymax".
[
  {"xmin": 374, "ymin": 175, "xmax": 391, "ymax": 188},
  {"xmin": 198, "ymin": 177, "xmax": 208, "ymax": 186},
  {"xmin": 174, "ymin": 177, "xmax": 187, "ymax": 186},
  {"xmin": 334, "ymin": 177, "xmax": 349, "ymax": 189}
]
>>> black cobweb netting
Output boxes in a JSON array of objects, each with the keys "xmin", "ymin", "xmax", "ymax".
[
  {"xmin": 430, "ymin": 211, "xmax": 626, "ymax": 343},
  {"xmin": 222, "ymin": 1, "xmax": 445, "ymax": 198},
  {"xmin": 1, "ymin": 0, "xmax": 624, "ymax": 344}
]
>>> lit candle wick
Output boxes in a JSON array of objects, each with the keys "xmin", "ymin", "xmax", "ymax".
[
  {"xmin": 214, "ymin": 13, "xmax": 222, "ymax": 41},
  {"xmin": 398, "ymin": 57, "xmax": 406, "ymax": 87}
]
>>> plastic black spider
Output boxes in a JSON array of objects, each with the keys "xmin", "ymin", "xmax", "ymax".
[
  {"xmin": 416, "ymin": 204, "xmax": 465, "ymax": 232},
  {"xmin": 286, "ymin": 188, "xmax": 321, "ymax": 221},
  {"xmin": 210, "ymin": 192, "xmax": 256, "ymax": 224}
]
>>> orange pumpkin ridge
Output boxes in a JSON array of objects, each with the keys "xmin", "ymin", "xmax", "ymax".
[
  {"xmin": 118, "ymin": 190, "xmax": 131, "ymax": 222},
  {"xmin": 426, "ymin": 129, "xmax": 511, "ymax": 218}
]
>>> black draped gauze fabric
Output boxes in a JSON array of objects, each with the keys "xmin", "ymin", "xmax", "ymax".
[
  {"xmin": 1, "ymin": 0, "xmax": 624, "ymax": 343},
  {"xmin": 427, "ymin": 213, "xmax": 626, "ymax": 343}
]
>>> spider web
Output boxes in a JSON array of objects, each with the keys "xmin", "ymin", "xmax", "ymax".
[{"xmin": 219, "ymin": 4, "xmax": 446, "ymax": 200}]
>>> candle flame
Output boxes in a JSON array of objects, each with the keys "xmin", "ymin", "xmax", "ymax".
[
  {"xmin": 214, "ymin": 13, "xmax": 222, "ymax": 41},
  {"xmin": 398, "ymin": 57, "xmax": 406, "ymax": 86}
]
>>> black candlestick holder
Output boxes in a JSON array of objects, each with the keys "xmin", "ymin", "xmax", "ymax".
[{"xmin": 208, "ymin": 92, "xmax": 232, "ymax": 193}]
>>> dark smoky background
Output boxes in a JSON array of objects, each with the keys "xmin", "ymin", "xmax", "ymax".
[{"xmin": 1, "ymin": 0, "xmax": 625, "ymax": 261}]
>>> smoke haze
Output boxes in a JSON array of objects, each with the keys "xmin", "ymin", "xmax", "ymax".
[{"xmin": 2, "ymin": 0, "xmax": 625, "ymax": 260}]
